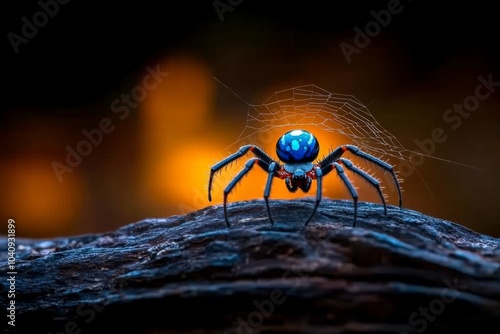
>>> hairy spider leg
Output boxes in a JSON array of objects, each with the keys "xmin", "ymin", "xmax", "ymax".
[
  {"xmin": 317, "ymin": 146, "xmax": 348, "ymax": 168},
  {"xmin": 304, "ymin": 166, "xmax": 323, "ymax": 226},
  {"xmin": 337, "ymin": 158, "xmax": 387, "ymax": 215},
  {"xmin": 208, "ymin": 145, "xmax": 274, "ymax": 202},
  {"xmin": 321, "ymin": 162, "xmax": 359, "ymax": 227},
  {"xmin": 223, "ymin": 157, "xmax": 270, "ymax": 227},
  {"xmin": 318, "ymin": 145, "xmax": 402, "ymax": 208},
  {"xmin": 263, "ymin": 161, "xmax": 279, "ymax": 225}
]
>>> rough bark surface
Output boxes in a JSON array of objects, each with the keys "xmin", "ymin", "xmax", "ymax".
[{"xmin": 2, "ymin": 199, "xmax": 500, "ymax": 334}]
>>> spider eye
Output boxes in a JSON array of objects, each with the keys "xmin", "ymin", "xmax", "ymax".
[{"xmin": 275, "ymin": 129, "xmax": 320, "ymax": 163}]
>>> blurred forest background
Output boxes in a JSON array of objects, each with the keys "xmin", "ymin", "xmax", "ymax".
[{"xmin": 2, "ymin": 0, "xmax": 500, "ymax": 238}]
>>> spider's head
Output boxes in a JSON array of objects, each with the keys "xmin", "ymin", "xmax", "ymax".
[{"xmin": 276, "ymin": 129, "xmax": 320, "ymax": 163}]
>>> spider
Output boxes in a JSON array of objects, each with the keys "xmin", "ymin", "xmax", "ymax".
[{"xmin": 208, "ymin": 129, "xmax": 402, "ymax": 227}]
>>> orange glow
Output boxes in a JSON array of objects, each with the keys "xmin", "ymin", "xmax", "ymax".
[
  {"xmin": 141, "ymin": 55, "xmax": 214, "ymax": 137},
  {"xmin": 1, "ymin": 159, "xmax": 84, "ymax": 236},
  {"xmin": 150, "ymin": 140, "xmax": 217, "ymax": 202}
]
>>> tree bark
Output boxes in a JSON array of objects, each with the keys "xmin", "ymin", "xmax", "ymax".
[{"xmin": 2, "ymin": 199, "xmax": 500, "ymax": 334}]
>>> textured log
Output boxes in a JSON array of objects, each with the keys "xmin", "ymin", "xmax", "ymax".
[{"xmin": 2, "ymin": 199, "xmax": 500, "ymax": 334}]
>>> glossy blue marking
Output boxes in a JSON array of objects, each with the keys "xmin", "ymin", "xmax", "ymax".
[{"xmin": 276, "ymin": 129, "xmax": 320, "ymax": 163}]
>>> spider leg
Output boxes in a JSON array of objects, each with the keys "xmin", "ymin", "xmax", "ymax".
[
  {"xmin": 317, "ymin": 146, "xmax": 347, "ymax": 169},
  {"xmin": 342, "ymin": 145, "xmax": 402, "ymax": 208},
  {"xmin": 209, "ymin": 145, "xmax": 274, "ymax": 201},
  {"xmin": 337, "ymin": 158, "xmax": 387, "ymax": 216},
  {"xmin": 263, "ymin": 161, "xmax": 279, "ymax": 225},
  {"xmin": 223, "ymin": 157, "xmax": 269, "ymax": 227},
  {"xmin": 321, "ymin": 162, "xmax": 359, "ymax": 227},
  {"xmin": 304, "ymin": 166, "xmax": 323, "ymax": 226}
]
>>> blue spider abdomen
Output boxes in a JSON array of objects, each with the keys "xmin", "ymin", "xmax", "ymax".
[{"xmin": 275, "ymin": 129, "xmax": 320, "ymax": 163}]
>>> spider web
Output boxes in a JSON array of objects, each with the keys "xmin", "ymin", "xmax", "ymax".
[{"xmin": 222, "ymin": 84, "xmax": 413, "ymax": 166}]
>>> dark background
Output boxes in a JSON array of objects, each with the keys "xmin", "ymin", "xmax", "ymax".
[{"xmin": 2, "ymin": 0, "xmax": 500, "ymax": 238}]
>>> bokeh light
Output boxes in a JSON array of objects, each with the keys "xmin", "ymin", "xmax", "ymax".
[{"xmin": 0, "ymin": 158, "xmax": 84, "ymax": 236}]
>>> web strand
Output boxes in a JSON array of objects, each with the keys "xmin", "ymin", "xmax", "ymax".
[{"xmin": 223, "ymin": 85, "xmax": 410, "ymax": 162}]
